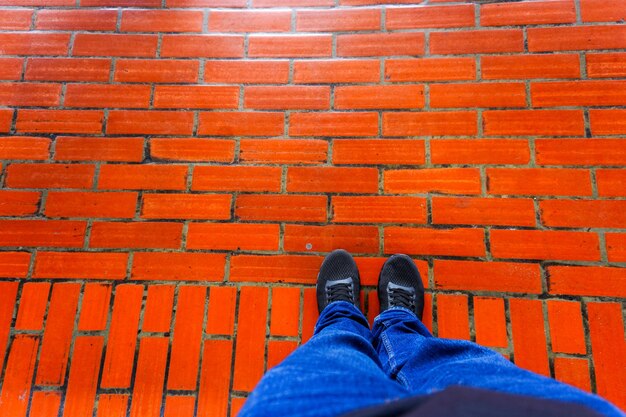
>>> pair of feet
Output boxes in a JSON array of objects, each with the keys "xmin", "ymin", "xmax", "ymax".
[{"xmin": 316, "ymin": 249, "xmax": 425, "ymax": 320}]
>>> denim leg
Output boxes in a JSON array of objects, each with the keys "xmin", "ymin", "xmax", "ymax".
[
  {"xmin": 239, "ymin": 302, "xmax": 409, "ymax": 417},
  {"xmin": 371, "ymin": 308, "xmax": 624, "ymax": 417}
]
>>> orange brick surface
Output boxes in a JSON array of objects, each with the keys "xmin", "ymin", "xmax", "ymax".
[{"xmin": 0, "ymin": 0, "xmax": 624, "ymax": 415}]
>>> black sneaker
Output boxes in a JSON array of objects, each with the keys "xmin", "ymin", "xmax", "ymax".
[
  {"xmin": 316, "ymin": 249, "xmax": 361, "ymax": 314},
  {"xmin": 378, "ymin": 254, "xmax": 424, "ymax": 319}
]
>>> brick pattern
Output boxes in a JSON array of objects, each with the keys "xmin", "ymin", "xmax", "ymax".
[{"xmin": 0, "ymin": 0, "xmax": 625, "ymax": 415}]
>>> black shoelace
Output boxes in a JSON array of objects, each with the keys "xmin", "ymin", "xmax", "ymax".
[
  {"xmin": 327, "ymin": 283, "xmax": 353, "ymax": 303},
  {"xmin": 389, "ymin": 288, "xmax": 415, "ymax": 310}
]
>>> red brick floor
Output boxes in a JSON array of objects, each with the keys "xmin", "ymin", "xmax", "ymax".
[{"xmin": 0, "ymin": 0, "xmax": 626, "ymax": 415}]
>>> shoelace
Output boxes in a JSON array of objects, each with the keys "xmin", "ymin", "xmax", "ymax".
[
  {"xmin": 326, "ymin": 283, "xmax": 353, "ymax": 303},
  {"xmin": 389, "ymin": 287, "xmax": 415, "ymax": 310}
]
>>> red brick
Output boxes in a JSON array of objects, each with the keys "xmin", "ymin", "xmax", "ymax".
[
  {"xmin": 233, "ymin": 286, "xmax": 268, "ymax": 391},
  {"xmin": 547, "ymin": 266, "xmax": 626, "ymax": 298},
  {"xmin": 15, "ymin": 282, "xmax": 50, "ymax": 331},
  {"xmin": 0, "ymin": 220, "xmax": 85, "ymax": 248},
  {"xmin": 294, "ymin": 59, "xmax": 380, "ymax": 83},
  {"xmin": 121, "ymin": 10, "xmax": 203, "ymax": 32},
  {"xmin": 230, "ymin": 255, "xmax": 322, "ymax": 284},
  {"xmin": 581, "ymin": 0, "xmax": 626, "ymax": 22},
  {"xmin": 333, "ymin": 139, "xmax": 424, "ymax": 165},
  {"xmin": 73, "ymin": 34, "xmax": 157, "ymax": 57},
  {"xmin": 24, "ymin": 58, "xmax": 109, "ymax": 82},
  {"xmin": 606, "ymin": 233, "xmax": 626, "ymax": 262},
  {"xmin": 509, "ymin": 299, "xmax": 550, "ymax": 376},
  {"xmin": 98, "ymin": 164, "xmax": 187, "ymax": 191},
  {"xmin": 434, "ymin": 260, "xmax": 542, "ymax": 294},
  {"xmin": 95, "ymin": 394, "xmax": 128, "ymax": 417},
  {"xmin": 0, "ymin": 190, "xmax": 40, "ymax": 216},
  {"xmin": 554, "ymin": 358, "xmax": 592, "ymax": 393},
  {"xmin": 240, "ymin": 139, "xmax": 327, "ymax": 164},
  {"xmin": 101, "ymin": 284, "xmax": 143, "ymax": 388},
  {"xmin": 0, "ymin": 82, "xmax": 61, "ymax": 107},
  {"xmin": 337, "ymin": 33, "xmax": 424, "ymax": 57},
  {"xmin": 0, "ymin": 58, "xmax": 23, "ymax": 80},
  {"xmin": 206, "ymin": 286, "xmax": 237, "ymax": 335},
  {"xmin": 432, "ymin": 197, "xmax": 535, "ymax": 227},
  {"xmin": 290, "ymin": 112, "xmax": 378, "ymax": 137},
  {"xmin": 209, "ymin": 10, "xmax": 291, "ymax": 32},
  {"xmin": 6, "ymin": 163, "xmax": 93, "ymax": 189},
  {"xmin": 385, "ymin": 58, "xmax": 475, "ymax": 82},
  {"xmin": 16, "ymin": 110, "xmax": 104, "ymax": 134},
  {"xmin": 187, "ymin": 223, "xmax": 279, "ymax": 251},
  {"xmin": 287, "ymin": 166, "xmax": 378, "ymax": 193},
  {"xmin": 587, "ymin": 302, "xmax": 626, "ymax": 409},
  {"xmin": 236, "ymin": 194, "xmax": 326, "ymax": 222},
  {"xmin": 481, "ymin": 0, "xmax": 575, "ymax": 26},
  {"xmin": 29, "ymin": 392, "xmax": 62, "ymax": 417},
  {"xmin": 90, "ymin": 221, "xmax": 183, "ymax": 249},
  {"xmin": 168, "ymin": 286, "xmax": 206, "ymax": 390},
  {"xmin": 168, "ymin": 0, "xmax": 245, "ymax": 6},
  {"xmin": 249, "ymin": 35, "xmax": 331, "ymax": 57},
  {"xmin": 197, "ymin": 340, "xmax": 233, "ymax": 417},
  {"xmin": 384, "ymin": 227, "xmax": 484, "ymax": 257},
  {"xmin": 162, "ymin": 35, "xmax": 245, "ymax": 58},
  {"xmin": 78, "ymin": 283, "xmax": 111, "ymax": 331},
  {"xmin": 284, "ymin": 224, "xmax": 379, "ymax": 254},
  {"xmin": 0, "ymin": 252, "xmax": 30, "ymax": 278},
  {"xmin": 0, "ymin": 10, "xmax": 32, "ymax": 30},
  {"xmin": 0, "ymin": 282, "xmax": 18, "ymax": 372},
  {"xmin": 547, "ymin": 300, "xmax": 586, "ymax": 355},
  {"xmin": 430, "ymin": 83, "xmax": 525, "ymax": 108},
  {"xmin": 270, "ymin": 287, "xmax": 300, "ymax": 337},
  {"xmin": 387, "ymin": 4, "xmax": 473, "ymax": 29},
  {"xmin": 64, "ymin": 336, "xmax": 104, "ymax": 417},
  {"xmin": 205, "ymin": 60, "xmax": 289, "ymax": 83},
  {"xmin": 535, "ymin": 139, "xmax": 626, "ymax": 166},
  {"xmin": 297, "ymin": 9, "xmax": 380, "ymax": 31},
  {"xmin": 589, "ymin": 109, "xmax": 626, "ymax": 135},
  {"xmin": 45, "ymin": 191, "xmax": 137, "ymax": 219},
  {"xmin": 193, "ymin": 166, "xmax": 281, "ymax": 192},
  {"xmin": 107, "ymin": 110, "xmax": 194, "ymax": 135},
  {"xmin": 0, "ymin": 0, "xmax": 72, "ymax": 4},
  {"xmin": 333, "ymin": 196, "xmax": 426, "ymax": 224},
  {"xmin": 36, "ymin": 9, "xmax": 117, "ymax": 30},
  {"xmin": 151, "ymin": 138, "xmax": 234, "ymax": 162},
  {"xmin": 532, "ymin": 80, "xmax": 626, "ymax": 107},
  {"xmin": 245, "ymin": 86, "xmax": 330, "ymax": 110},
  {"xmin": 481, "ymin": 54, "xmax": 580, "ymax": 80},
  {"xmin": 64, "ymin": 84, "xmax": 151, "ymax": 109},
  {"xmin": 55, "ymin": 137, "xmax": 144, "ymax": 162},
  {"xmin": 431, "ymin": 139, "xmax": 529, "ymax": 165},
  {"xmin": 198, "ymin": 112, "xmax": 284, "ymax": 136},
  {"xmin": 528, "ymin": 25, "xmax": 626, "ymax": 52},
  {"xmin": 302, "ymin": 287, "xmax": 317, "ymax": 342},
  {"xmin": 383, "ymin": 111, "xmax": 477, "ymax": 136},
  {"xmin": 129, "ymin": 337, "xmax": 168, "ymax": 417},
  {"xmin": 115, "ymin": 59, "xmax": 199, "ymax": 83},
  {"xmin": 141, "ymin": 193, "xmax": 231, "ymax": 220},
  {"xmin": 487, "ymin": 168, "xmax": 592, "ymax": 196},
  {"xmin": 33, "ymin": 252, "xmax": 128, "ymax": 280},
  {"xmin": 0, "ymin": 33, "xmax": 69, "ymax": 55},
  {"xmin": 431, "ymin": 29, "xmax": 523, "ymax": 54},
  {"xmin": 0, "ymin": 335, "xmax": 39, "ymax": 417},
  {"xmin": 154, "ymin": 85, "xmax": 239, "ymax": 109},
  {"xmin": 335, "ymin": 85, "xmax": 424, "ymax": 110},
  {"xmin": 35, "ymin": 283, "xmax": 80, "ymax": 385},
  {"xmin": 491, "ymin": 229, "xmax": 600, "ymax": 262},
  {"xmin": 164, "ymin": 396, "xmax": 195, "ymax": 417},
  {"xmin": 142, "ymin": 285, "xmax": 174, "ymax": 333},
  {"xmin": 132, "ymin": 253, "xmax": 225, "ymax": 281},
  {"xmin": 254, "ymin": 0, "xmax": 331, "ymax": 6},
  {"xmin": 437, "ymin": 294, "xmax": 470, "ymax": 340},
  {"xmin": 540, "ymin": 200, "xmax": 626, "ymax": 228},
  {"xmin": 485, "ymin": 110, "xmax": 584, "ymax": 136},
  {"xmin": 474, "ymin": 297, "xmax": 507, "ymax": 348},
  {"xmin": 268, "ymin": 340, "xmax": 297, "ymax": 369},
  {"xmin": 586, "ymin": 53, "xmax": 626, "ymax": 78},
  {"xmin": 385, "ymin": 168, "xmax": 481, "ymax": 195}
]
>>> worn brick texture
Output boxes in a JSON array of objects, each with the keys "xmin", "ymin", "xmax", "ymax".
[{"xmin": 0, "ymin": 0, "xmax": 625, "ymax": 415}]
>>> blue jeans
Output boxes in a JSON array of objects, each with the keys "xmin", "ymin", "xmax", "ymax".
[{"xmin": 239, "ymin": 301, "xmax": 624, "ymax": 417}]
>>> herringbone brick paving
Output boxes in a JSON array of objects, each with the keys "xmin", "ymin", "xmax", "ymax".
[{"xmin": 0, "ymin": 0, "xmax": 625, "ymax": 415}]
